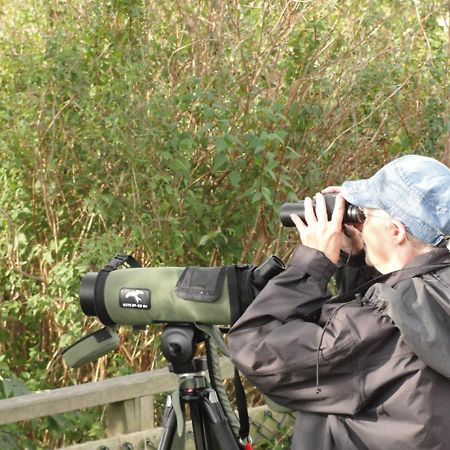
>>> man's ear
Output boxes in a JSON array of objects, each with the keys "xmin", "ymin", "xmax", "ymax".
[{"xmin": 390, "ymin": 219, "xmax": 408, "ymax": 244}]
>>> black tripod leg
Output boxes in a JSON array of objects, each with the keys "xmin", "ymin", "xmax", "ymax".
[
  {"xmin": 190, "ymin": 399, "xmax": 210, "ymax": 450},
  {"xmin": 200, "ymin": 389, "xmax": 240, "ymax": 450},
  {"xmin": 158, "ymin": 396, "xmax": 178, "ymax": 450}
]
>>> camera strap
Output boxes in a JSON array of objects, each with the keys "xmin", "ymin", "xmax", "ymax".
[
  {"xmin": 303, "ymin": 251, "xmax": 450, "ymax": 324},
  {"xmin": 101, "ymin": 254, "xmax": 142, "ymax": 271},
  {"xmin": 227, "ymin": 265, "xmax": 242, "ymax": 326},
  {"xmin": 221, "ymin": 265, "xmax": 254, "ymax": 446},
  {"xmin": 234, "ymin": 367, "xmax": 253, "ymax": 448},
  {"xmin": 197, "ymin": 324, "xmax": 250, "ymax": 447}
]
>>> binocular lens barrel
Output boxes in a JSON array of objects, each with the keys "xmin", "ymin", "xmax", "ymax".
[{"xmin": 280, "ymin": 195, "xmax": 365, "ymax": 227}]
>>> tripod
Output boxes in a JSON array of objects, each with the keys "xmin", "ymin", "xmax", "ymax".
[{"xmin": 157, "ymin": 324, "xmax": 241, "ymax": 450}]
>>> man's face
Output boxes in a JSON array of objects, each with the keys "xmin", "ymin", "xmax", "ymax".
[{"xmin": 360, "ymin": 208, "xmax": 394, "ymax": 272}]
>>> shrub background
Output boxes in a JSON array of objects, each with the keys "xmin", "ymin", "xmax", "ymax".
[{"xmin": 0, "ymin": 0, "xmax": 448, "ymax": 447}]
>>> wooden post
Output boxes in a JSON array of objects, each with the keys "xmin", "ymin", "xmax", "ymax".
[{"xmin": 105, "ymin": 395, "xmax": 154, "ymax": 436}]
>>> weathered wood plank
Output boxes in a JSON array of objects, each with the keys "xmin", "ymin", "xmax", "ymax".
[{"xmin": 0, "ymin": 358, "xmax": 235, "ymax": 425}]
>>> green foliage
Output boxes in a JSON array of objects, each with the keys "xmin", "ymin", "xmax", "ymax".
[{"xmin": 0, "ymin": 0, "xmax": 448, "ymax": 447}]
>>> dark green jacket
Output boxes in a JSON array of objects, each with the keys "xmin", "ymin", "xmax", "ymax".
[{"xmin": 229, "ymin": 246, "xmax": 450, "ymax": 450}]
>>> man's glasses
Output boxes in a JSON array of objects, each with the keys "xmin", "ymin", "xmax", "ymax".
[{"xmin": 358, "ymin": 208, "xmax": 395, "ymax": 223}]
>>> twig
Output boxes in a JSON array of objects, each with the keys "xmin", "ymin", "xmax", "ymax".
[{"xmin": 320, "ymin": 72, "xmax": 417, "ymax": 157}]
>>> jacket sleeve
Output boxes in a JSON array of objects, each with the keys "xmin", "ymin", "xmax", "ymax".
[{"xmin": 228, "ymin": 245, "xmax": 363, "ymax": 414}]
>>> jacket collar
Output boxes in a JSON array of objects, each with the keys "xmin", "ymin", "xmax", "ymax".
[{"xmin": 386, "ymin": 247, "xmax": 450, "ymax": 287}]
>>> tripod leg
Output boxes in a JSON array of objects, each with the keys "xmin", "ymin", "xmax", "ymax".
[
  {"xmin": 190, "ymin": 399, "xmax": 210, "ymax": 450},
  {"xmin": 158, "ymin": 396, "xmax": 186, "ymax": 450},
  {"xmin": 200, "ymin": 389, "xmax": 240, "ymax": 450}
]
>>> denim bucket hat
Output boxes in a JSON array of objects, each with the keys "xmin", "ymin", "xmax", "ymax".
[{"xmin": 341, "ymin": 155, "xmax": 450, "ymax": 246}]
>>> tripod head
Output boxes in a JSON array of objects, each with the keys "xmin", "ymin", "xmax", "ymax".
[
  {"xmin": 161, "ymin": 324, "xmax": 208, "ymax": 375},
  {"xmin": 158, "ymin": 323, "xmax": 243, "ymax": 450}
]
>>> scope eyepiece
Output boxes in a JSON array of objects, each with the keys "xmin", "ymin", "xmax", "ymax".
[{"xmin": 252, "ymin": 256, "xmax": 285, "ymax": 289}]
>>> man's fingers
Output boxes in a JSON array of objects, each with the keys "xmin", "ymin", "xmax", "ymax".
[
  {"xmin": 344, "ymin": 224, "xmax": 359, "ymax": 238},
  {"xmin": 304, "ymin": 197, "xmax": 317, "ymax": 224},
  {"xmin": 290, "ymin": 214, "xmax": 307, "ymax": 234},
  {"xmin": 343, "ymin": 224, "xmax": 365, "ymax": 254},
  {"xmin": 314, "ymin": 193, "xmax": 328, "ymax": 222},
  {"xmin": 321, "ymin": 186, "xmax": 342, "ymax": 195},
  {"xmin": 331, "ymin": 193, "xmax": 345, "ymax": 226}
]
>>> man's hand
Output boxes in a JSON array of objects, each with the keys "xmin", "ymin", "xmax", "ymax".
[
  {"xmin": 290, "ymin": 192, "xmax": 345, "ymax": 264},
  {"xmin": 341, "ymin": 224, "xmax": 364, "ymax": 256},
  {"xmin": 322, "ymin": 186, "xmax": 364, "ymax": 256}
]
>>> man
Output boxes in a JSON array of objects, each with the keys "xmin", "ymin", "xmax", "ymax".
[{"xmin": 228, "ymin": 155, "xmax": 450, "ymax": 450}]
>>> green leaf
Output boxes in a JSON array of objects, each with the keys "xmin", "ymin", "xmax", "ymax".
[
  {"xmin": 215, "ymin": 137, "xmax": 227, "ymax": 152},
  {"xmin": 199, "ymin": 231, "xmax": 218, "ymax": 246},
  {"xmin": 252, "ymin": 192, "xmax": 262, "ymax": 203},
  {"xmin": 261, "ymin": 187, "xmax": 273, "ymax": 205},
  {"xmin": 213, "ymin": 152, "xmax": 228, "ymax": 171},
  {"xmin": 228, "ymin": 171, "xmax": 242, "ymax": 186}
]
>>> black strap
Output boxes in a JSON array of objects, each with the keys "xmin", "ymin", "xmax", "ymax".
[
  {"xmin": 227, "ymin": 266, "xmax": 242, "ymax": 326},
  {"xmin": 227, "ymin": 265, "xmax": 252, "ymax": 442},
  {"xmin": 94, "ymin": 254, "xmax": 141, "ymax": 325},
  {"xmin": 234, "ymin": 367, "xmax": 251, "ymax": 443},
  {"xmin": 385, "ymin": 261, "xmax": 450, "ymax": 287},
  {"xmin": 102, "ymin": 254, "xmax": 141, "ymax": 271},
  {"xmin": 326, "ymin": 272, "xmax": 391, "ymax": 305}
]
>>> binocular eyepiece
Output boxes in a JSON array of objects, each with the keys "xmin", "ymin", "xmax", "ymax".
[{"xmin": 280, "ymin": 194, "xmax": 365, "ymax": 227}]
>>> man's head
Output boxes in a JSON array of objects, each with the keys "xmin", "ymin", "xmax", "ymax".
[{"xmin": 341, "ymin": 155, "xmax": 450, "ymax": 272}]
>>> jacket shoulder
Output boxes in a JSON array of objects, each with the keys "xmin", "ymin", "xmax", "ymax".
[{"xmin": 368, "ymin": 269, "xmax": 450, "ymax": 376}]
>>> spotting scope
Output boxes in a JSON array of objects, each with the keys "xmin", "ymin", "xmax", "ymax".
[
  {"xmin": 79, "ymin": 254, "xmax": 285, "ymax": 327},
  {"xmin": 63, "ymin": 254, "xmax": 285, "ymax": 368}
]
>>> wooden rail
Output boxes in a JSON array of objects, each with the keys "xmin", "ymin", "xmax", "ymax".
[
  {"xmin": 1, "ymin": 359, "xmax": 236, "ymax": 425},
  {"xmin": 0, "ymin": 358, "xmax": 294, "ymax": 449}
]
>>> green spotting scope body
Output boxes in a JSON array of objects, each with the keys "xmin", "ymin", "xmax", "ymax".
[
  {"xmin": 81, "ymin": 267, "xmax": 231, "ymax": 326},
  {"xmin": 80, "ymin": 255, "xmax": 285, "ymax": 328},
  {"xmin": 63, "ymin": 255, "xmax": 284, "ymax": 368}
]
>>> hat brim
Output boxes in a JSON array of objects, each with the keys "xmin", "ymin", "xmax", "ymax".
[{"xmin": 341, "ymin": 179, "xmax": 384, "ymax": 210}]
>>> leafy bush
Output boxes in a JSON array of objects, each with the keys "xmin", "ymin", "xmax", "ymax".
[{"xmin": 0, "ymin": 0, "xmax": 448, "ymax": 447}]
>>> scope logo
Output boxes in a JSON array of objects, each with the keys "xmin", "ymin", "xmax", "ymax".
[{"xmin": 119, "ymin": 288, "xmax": 151, "ymax": 309}]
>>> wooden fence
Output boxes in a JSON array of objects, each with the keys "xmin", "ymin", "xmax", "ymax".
[{"xmin": 0, "ymin": 358, "xmax": 294, "ymax": 449}]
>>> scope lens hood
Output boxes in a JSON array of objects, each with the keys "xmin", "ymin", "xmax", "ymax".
[{"xmin": 80, "ymin": 272, "xmax": 99, "ymax": 316}]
